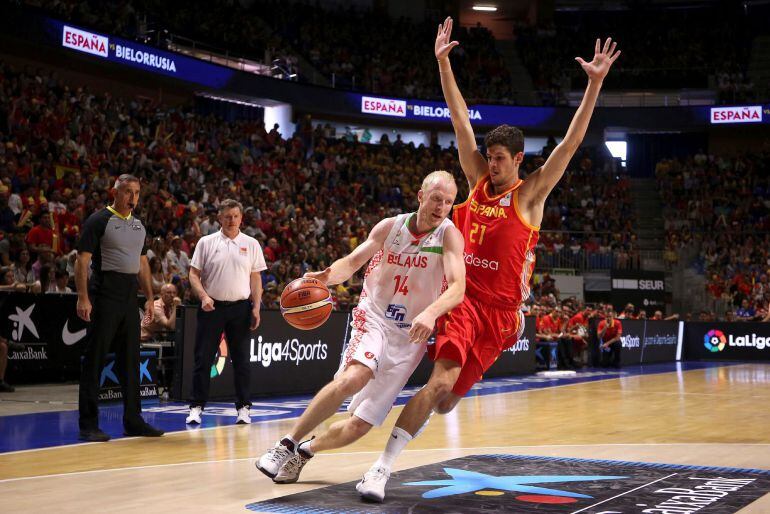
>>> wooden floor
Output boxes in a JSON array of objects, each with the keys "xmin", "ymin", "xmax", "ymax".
[{"xmin": 1, "ymin": 363, "xmax": 769, "ymax": 513}]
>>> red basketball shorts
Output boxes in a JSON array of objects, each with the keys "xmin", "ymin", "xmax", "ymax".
[{"xmin": 430, "ymin": 294, "xmax": 524, "ymax": 396}]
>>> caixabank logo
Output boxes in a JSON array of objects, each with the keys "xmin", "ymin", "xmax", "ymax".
[
  {"xmin": 404, "ymin": 468, "xmax": 624, "ymax": 504},
  {"xmin": 247, "ymin": 454, "xmax": 769, "ymax": 513}
]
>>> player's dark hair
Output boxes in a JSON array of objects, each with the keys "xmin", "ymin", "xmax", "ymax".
[{"xmin": 484, "ymin": 125, "xmax": 524, "ymax": 156}]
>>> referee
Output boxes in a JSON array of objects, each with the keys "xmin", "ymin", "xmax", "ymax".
[
  {"xmin": 186, "ymin": 199, "xmax": 266, "ymax": 426},
  {"xmin": 75, "ymin": 174, "xmax": 164, "ymax": 442}
]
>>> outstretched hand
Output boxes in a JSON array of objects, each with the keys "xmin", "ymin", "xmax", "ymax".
[
  {"xmin": 576, "ymin": 38, "xmax": 621, "ymax": 82},
  {"xmin": 304, "ymin": 267, "xmax": 332, "ymax": 285},
  {"xmin": 435, "ymin": 16, "xmax": 459, "ymax": 61}
]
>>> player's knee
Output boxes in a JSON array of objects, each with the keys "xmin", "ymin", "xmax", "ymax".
[
  {"xmin": 425, "ymin": 377, "xmax": 455, "ymax": 402},
  {"xmin": 348, "ymin": 416, "xmax": 372, "ymax": 438},
  {"xmin": 334, "ymin": 367, "xmax": 370, "ymax": 396}
]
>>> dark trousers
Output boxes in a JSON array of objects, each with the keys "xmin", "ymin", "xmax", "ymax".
[
  {"xmin": 190, "ymin": 300, "xmax": 252, "ymax": 409},
  {"xmin": 602, "ymin": 341, "xmax": 622, "ymax": 368},
  {"xmin": 557, "ymin": 337, "xmax": 576, "ymax": 369},
  {"xmin": 79, "ymin": 273, "xmax": 143, "ymax": 431}
]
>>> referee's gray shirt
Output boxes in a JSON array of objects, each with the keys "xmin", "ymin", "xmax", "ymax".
[{"xmin": 77, "ymin": 206, "xmax": 147, "ymax": 289}]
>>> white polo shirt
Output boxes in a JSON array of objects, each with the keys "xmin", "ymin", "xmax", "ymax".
[{"xmin": 190, "ymin": 230, "xmax": 267, "ymax": 302}]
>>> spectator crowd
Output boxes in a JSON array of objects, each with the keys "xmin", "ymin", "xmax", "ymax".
[
  {"xmin": 27, "ymin": 1, "xmax": 766, "ymax": 106},
  {"xmin": 656, "ymin": 145, "xmax": 770, "ymax": 322},
  {"xmin": 514, "ymin": 4, "xmax": 760, "ymax": 104},
  {"xmin": 2, "ymin": 52, "xmax": 767, "ymax": 328}
]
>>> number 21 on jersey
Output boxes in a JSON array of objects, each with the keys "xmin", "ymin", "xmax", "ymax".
[
  {"xmin": 469, "ymin": 222, "xmax": 487, "ymax": 245},
  {"xmin": 393, "ymin": 274, "xmax": 409, "ymax": 295}
]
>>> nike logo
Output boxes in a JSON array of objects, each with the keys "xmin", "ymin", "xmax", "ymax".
[
  {"xmin": 392, "ymin": 434, "xmax": 398, "ymax": 439},
  {"xmin": 62, "ymin": 319, "xmax": 87, "ymax": 346}
]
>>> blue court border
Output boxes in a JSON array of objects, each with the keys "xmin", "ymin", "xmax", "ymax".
[{"xmin": 0, "ymin": 361, "xmax": 754, "ymax": 453}]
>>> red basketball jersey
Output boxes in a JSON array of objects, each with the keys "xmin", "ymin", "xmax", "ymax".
[{"xmin": 452, "ymin": 175, "xmax": 539, "ymax": 308}]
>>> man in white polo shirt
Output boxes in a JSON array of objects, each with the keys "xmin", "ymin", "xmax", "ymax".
[{"xmin": 186, "ymin": 199, "xmax": 266, "ymax": 425}]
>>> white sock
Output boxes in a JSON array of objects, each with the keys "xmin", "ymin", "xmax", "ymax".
[
  {"xmin": 414, "ymin": 410, "xmax": 433, "ymax": 438},
  {"xmin": 373, "ymin": 427, "xmax": 412, "ymax": 472},
  {"xmin": 298, "ymin": 439, "xmax": 315, "ymax": 457}
]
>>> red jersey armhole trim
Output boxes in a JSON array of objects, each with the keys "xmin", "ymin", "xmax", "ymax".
[{"xmin": 513, "ymin": 190, "xmax": 540, "ymax": 231}]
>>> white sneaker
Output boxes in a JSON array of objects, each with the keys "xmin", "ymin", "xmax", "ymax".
[
  {"xmin": 274, "ymin": 448, "xmax": 313, "ymax": 484},
  {"xmin": 185, "ymin": 406, "xmax": 202, "ymax": 425},
  {"xmin": 235, "ymin": 406, "xmax": 251, "ymax": 425},
  {"xmin": 256, "ymin": 439, "xmax": 296, "ymax": 479},
  {"xmin": 356, "ymin": 466, "xmax": 390, "ymax": 502}
]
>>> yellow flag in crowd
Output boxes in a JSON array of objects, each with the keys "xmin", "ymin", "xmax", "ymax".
[{"xmin": 55, "ymin": 164, "xmax": 79, "ymax": 179}]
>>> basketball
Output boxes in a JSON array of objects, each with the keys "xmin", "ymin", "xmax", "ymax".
[{"xmin": 280, "ymin": 277, "xmax": 333, "ymax": 330}]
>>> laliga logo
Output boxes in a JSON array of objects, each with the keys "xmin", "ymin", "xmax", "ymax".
[{"xmin": 704, "ymin": 329, "xmax": 726, "ymax": 352}]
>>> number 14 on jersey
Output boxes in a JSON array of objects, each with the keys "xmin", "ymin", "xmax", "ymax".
[{"xmin": 393, "ymin": 275, "xmax": 409, "ymax": 295}]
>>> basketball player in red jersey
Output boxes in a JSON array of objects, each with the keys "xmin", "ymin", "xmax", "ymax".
[{"xmin": 356, "ymin": 17, "xmax": 620, "ymax": 502}]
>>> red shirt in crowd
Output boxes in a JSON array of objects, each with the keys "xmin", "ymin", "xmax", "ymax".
[
  {"xmin": 597, "ymin": 318, "xmax": 623, "ymax": 342},
  {"xmin": 26, "ymin": 225, "xmax": 53, "ymax": 249},
  {"xmin": 537, "ymin": 313, "xmax": 561, "ymax": 337}
]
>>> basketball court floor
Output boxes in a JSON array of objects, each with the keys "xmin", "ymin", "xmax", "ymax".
[{"xmin": 1, "ymin": 361, "xmax": 768, "ymax": 513}]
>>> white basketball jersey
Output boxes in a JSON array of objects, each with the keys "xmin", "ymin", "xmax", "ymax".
[{"xmin": 357, "ymin": 213, "xmax": 453, "ymax": 332}]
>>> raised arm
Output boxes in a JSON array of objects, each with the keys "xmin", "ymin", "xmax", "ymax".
[
  {"xmin": 523, "ymin": 38, "xmax": 621, "ymax": 202},
  {"xmin": 436, "ymin": 17, "xmax": 487, "ymax": 190},
  {"xmin": 409, "ymin": 225, "xmax": 466, "ymax": 344},
  {"xmin": 305, "ymin": 217, "xmax": 395, "ymax": 286}
]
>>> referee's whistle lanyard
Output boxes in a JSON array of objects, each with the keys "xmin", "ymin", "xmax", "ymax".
[{"xmin": 106, "ymin": 205, "xmax": 132, "ymax": 220}]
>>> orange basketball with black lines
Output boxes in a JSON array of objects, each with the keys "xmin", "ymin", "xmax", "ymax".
[{"xmin": 280, "ymin": 277, "xmax": 333, "ymax": 330}]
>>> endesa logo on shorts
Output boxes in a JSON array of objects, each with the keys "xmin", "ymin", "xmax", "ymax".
[
  {"xmin": 710, "ymin": 105, "xmax": 762, "ymax": 124},
  {"xmin": 464, "ymin": 252, "xmax": 499, "ymax": 271},
  {"xmin": 62, "ymin": 25, "xmax": 109, "ymax": 58},
  {"xmin": 361, "ymin": 96, "xmax": 407, "ymax": 117}
]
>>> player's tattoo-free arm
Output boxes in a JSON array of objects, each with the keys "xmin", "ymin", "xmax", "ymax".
[
  {"xmin": 306, "ymin": 218, "xmax": 396, "ymax": 286},
  {"xmin": 525, "ymin": 38, "xmax": 621, "ymax": 202},
  {"xmin": 435, "ymin": 17, "xmax": 487, "ymax": 190},
  {"xmin": 409, "ymin": 226, "xmax": 466, "ymax": 344}
]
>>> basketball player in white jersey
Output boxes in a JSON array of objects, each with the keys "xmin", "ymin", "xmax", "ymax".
[{"xmin": 255, "ymin": 171, "xmax": 465, "ymax": 484}]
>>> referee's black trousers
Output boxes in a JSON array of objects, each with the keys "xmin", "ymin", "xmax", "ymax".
[
  {"xmin": 79, "ymin": 272, "xmax": 144, "ymax": 431},
  {"xmin": 190, "ymin": 300, "xmax": 252, "ymax": 410}
]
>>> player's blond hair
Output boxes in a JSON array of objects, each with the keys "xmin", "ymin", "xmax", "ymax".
[{"xmin": 421, "ymin": 170, "xmax": 456, "ymax": 192}]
